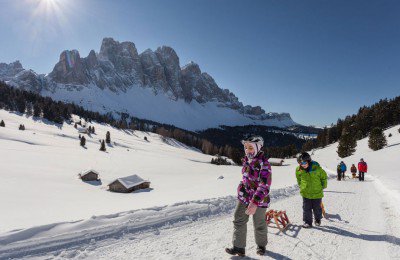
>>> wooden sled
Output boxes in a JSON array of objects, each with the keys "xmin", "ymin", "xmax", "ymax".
[
  {"xmin": 321, "ymin": 202, "xmax": 327, "ymax": 219},
  {"xmin": 265, "ymin": 209, "xmax": 290, "ymax": 231}
]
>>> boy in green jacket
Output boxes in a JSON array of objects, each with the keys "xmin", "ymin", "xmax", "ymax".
[{"xmin": 296, "ymin": 152, "xmax": 328, "ymax": 228}]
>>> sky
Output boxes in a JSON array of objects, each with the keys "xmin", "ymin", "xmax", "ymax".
[{"xmin": 0, "ymin": 0, "xmax": 399, "ymax": 127}]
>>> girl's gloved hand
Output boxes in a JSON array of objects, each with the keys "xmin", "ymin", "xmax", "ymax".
[{"xmin": 245, "ymin": 202, "xmax": 257, "ymax": 215}]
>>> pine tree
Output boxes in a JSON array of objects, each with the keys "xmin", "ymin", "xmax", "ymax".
[
  {"xmin": 144, "ymin": 136, "xmax": 148, "ymax": 141},
  {"xmin": 106, "ymin": 131, "xmax": 111, "ymax": 143},
  {"xmin": 74, "ymin": 123, "xmax": 78, "ymax": 129},
  {"xmin": 368, "ymin": 127, "xmax": 387, "ymax": 151},
  {"xmin": 80, "ymin": 136, "xmax": 86, "ymax": 147},
  {"xmin": 388, "ymin": 133, "xmax": 392, "ymax": 137},
  {"xmin": 19, "ymin": 124, "xmax": 25, "ymax": 131},
  {"xmin": 100, "ymin": 140, "xmax": 106, "ymax": 151},
  {"xmin": 91, "ymin": 126, "xmax": 95, "ymax": 134},
  {"xmin": 33, "ymin": 103, "xmax": 41, "ymax": 117},
  {"xmin": 337, "ymin": 128, "xmax": 357, "ymax": 158},
  {"xmin": 0, "ymin": 120, "xmax": 5, "ymax": 127},
  {"xmin": 355, "ymin": 130, "xmax": 364, "ymax": 140}
]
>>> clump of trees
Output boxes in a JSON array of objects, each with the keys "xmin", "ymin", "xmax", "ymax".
[
  {"xmin": 18, "ymin": 124, "xmax": 25, "ymax": 130},
  {"xmin": 0, "ymin": 120, "xmax": 4, "ymax": 127},
  {"xmin": 88, "ymin": 126, "xmax": 95, "ymax": 134},
  {"xmin": 211, "ymin": 155, "xmax": 231, "ymax": 165}
]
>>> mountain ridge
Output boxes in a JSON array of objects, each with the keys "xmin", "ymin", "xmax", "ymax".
[{"xmin": 0, "ymin": 37, "xmax": 297, "ymax": 130}]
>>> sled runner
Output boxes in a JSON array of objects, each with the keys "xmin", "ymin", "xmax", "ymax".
[
  {"xmin": 265, "ymin": 209, "xmax": 290, "ymax": 231},
  {"xmin": 321, "ymin": 202, "xmax": 327, "ymax": 219}
]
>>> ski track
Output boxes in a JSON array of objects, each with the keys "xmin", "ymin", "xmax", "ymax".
[
  {"xmin": 0, "ymin": 185, "xmax": 300, "ymax": 260},
  {"xmin": 2, "ymin": 174, "xmax": 399, "ymax": 259}
]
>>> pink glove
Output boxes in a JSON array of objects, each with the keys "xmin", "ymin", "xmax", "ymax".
[{"xmin": 245, "ymin": 202, "xmax": 258, "ymax": 215}]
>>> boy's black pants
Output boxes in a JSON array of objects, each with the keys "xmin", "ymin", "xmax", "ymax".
[{"xmin": 303, "ymin": 198, "xmax": 322, "ymax": 225}]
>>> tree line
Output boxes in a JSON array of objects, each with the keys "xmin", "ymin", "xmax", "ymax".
[
  {"xmin": 0, "ymin": 81, "xmax": 245, "ymax": 163},
  {"xmin": 302, "ymin": 97, "xmax": 399, "ymax": 157}
]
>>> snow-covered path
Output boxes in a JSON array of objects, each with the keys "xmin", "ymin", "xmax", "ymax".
[{"xmin": 20, "ymin": 175, "xmax": 399, "ymax": 260}]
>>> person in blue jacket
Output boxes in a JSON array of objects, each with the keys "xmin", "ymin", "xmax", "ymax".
[{"xmin": 340, "ymin": 161, "xmax": 347, "ymax": 180}]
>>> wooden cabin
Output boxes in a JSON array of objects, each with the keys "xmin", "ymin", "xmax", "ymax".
[
  {"xmin": 268, "ymin": 158, "xmax": 285, "ymax": 166},
  {"xmin": 108, "ymin": 174, "xmax": 150, "ymax": 193},
  {"xmin": 79, "ymin": 169, "xmax": 100, "ymax": 181},
  {"xmin": 77, "ymin": 126, "xmax": 88, "ymax": 134}
]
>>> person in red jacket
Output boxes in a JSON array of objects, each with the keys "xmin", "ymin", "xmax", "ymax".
[{"xmin": 357, "ymin": 158, "xmax": 367, "ymax": 181}]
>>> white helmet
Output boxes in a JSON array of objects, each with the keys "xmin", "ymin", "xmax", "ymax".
[{"xmin": 241, "ymin": 136, "xmax": 264, "ymax": 149}]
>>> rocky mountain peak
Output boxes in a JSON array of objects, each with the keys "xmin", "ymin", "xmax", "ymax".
[
  {"xmin": 0, "ymin": 60, "xmax": 25, "ymax": 80},
  {"xmin": 49, "ymin": 50, "xmax": 89, "ymax": 85},
  {"xmin": 182, "ymin": 62, "xmax": 201, "ymax": 76},
  {"xmin": 99, "ymin": 38, "xmax": 142, "ymax": 77}
]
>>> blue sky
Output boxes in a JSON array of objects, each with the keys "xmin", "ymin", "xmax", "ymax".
[{"xmin": 0, "ymin": 0, "xmax": 399, "ymax": 126}]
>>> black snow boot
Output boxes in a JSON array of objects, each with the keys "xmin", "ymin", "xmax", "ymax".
[
  {"xmin": 225, "ymin": 246, "xmax": 245, "ymax": 257},
  {"xmin": 256, "ymin": 246, "xmax": 266, "ymax": 255}
]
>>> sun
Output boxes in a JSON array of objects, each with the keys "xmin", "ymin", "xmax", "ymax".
[{"xmin": 21, "ymin": 0, "xmax": 71, "ymax": 43}]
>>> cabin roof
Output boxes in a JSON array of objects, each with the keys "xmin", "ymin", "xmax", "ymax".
[
  {"xmin": 80, "ymin": 169, "xmax": 99, "ymax": 176},
  {"xmin": 110, "ymin": 174, "xmax": 149, "ymax": 189}
]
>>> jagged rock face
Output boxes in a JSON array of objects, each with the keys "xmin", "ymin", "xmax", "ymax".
[
  {"xmin": 155, "ymin": 46, "xmax": 183, "ymax": 99},
  {"xmin": 0, "ymin": 37, "xmax": 297, "ymax": 127},
  {"xmin": 244, "ymin": 105, "xmax": 265, "ymax": 116},
  {"xmin": 49, "ymin": 50, "xmax": 89, "ymax": 85},
  {"xmin": 99, "ymin": 38, "xmax": 143, "ymax": 84},
  {"xmin": 10, "ymin": 70, "xmax": 45, "ymax": 92},
  {"xmin": 0, "ymin": 61, "xmax": 24, "ymax": 80},
  {"xmin": 139, "ymin": 49, "xmax": 168, "ymax": 92},
  {"xmin": 181, "ymin": 63, "xmax": 242, "ymax": 109}
]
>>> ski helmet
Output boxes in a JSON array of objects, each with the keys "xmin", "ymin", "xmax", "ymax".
[
  {"xmin": 298, "ymin": 152, "xmax": 311, "ymax": 163},
  {"xmin": 241, "ymin": 136, "xmax": 264, "ymax": 157},
  {"xmin": 241, "ymin": 136, "xmax": 264, "ymax": 147}
]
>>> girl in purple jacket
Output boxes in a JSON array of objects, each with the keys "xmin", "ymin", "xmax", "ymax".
[{"xmin": 225, "ymin": 136, "xmax": 272, "ymax": 257}]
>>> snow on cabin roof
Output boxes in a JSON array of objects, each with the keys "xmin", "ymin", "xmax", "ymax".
[
  {"xmin": 80, "ymin": 169, "xmax": 99, "ymax": 176},
  {"xmin": 111, "ymin": 174, "xmax": 149, "ymax": 189},
  {"xmin": 268, "ymin": 158, "xmax": 285, "ymax": 163}
]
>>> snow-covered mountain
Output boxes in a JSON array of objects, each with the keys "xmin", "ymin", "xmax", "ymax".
[{"xmin": 0, "ymin": 38, "xmax": 296, "ymax": 130}]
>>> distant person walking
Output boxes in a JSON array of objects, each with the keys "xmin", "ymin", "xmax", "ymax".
[
  {"xmin": 358, "ymin": 158, "xmax": 367, "ymax": 181},
  {"xmin": 340, "ymin": 161, "xmax": 347, "ymax": 180},
  {"xmin": 225, "ymin": 136, "xmax": 271, "ymax": 257},
  {"xmin": 336, "ymin": 164, "xmax": 342, "ymax": 181},
  {"xmin": 296, "ymin": 152, "xmax": 328, "ymax": 228},
  {"xmin": 350, "ymin": 164, "xmax": 357, "ymax": 179}
]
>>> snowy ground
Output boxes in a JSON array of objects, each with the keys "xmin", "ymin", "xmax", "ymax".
[{"xmin": 1, "ymin": 110, "xmax": 400, "ymax": 259}]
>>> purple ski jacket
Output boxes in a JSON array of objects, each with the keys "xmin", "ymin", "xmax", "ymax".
[{"xmin": 237, "ymin": 151, "xmax": 272, "ymax": 208}]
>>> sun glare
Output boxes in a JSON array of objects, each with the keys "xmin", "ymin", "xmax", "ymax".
[{"xmin": 22, "ymin": 0, "xmax": 71, "ymax": 43}]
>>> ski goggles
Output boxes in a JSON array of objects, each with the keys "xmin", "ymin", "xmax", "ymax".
[{"xmin": 300, "ymin": 161, "xmax": 308, "ymax": 165}]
